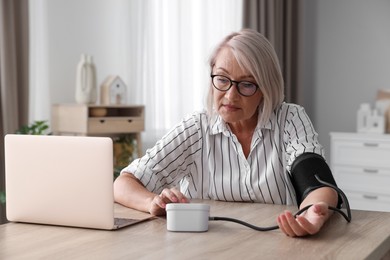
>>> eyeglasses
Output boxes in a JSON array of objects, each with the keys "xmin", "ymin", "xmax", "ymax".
[{"xmin": 211, "ymin": 75, "xmax": 259, "ymax": 97}]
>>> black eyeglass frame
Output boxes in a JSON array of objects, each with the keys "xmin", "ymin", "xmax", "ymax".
[{"xmin": 210, "ymin": 74, "xmax": 260, "ymax": 97}]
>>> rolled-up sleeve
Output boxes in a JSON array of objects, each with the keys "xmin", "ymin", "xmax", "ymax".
[
  {"xmin": 283, "ymin": 105, "xmax": 324, "ymax": 172},
  {"xmin": 121, "ymin": 113, "xmax": 203, "ymax": 194}
]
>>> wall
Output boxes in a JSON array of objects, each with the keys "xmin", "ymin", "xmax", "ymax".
[
  {"xmin": 30, "ymin": 0, "xmax": 390, "ymax": 159},
  {"xmin": 47, "ymin": 0, "xmax": 129, "ymax": 105},
  {"xmin": 29, "ymin": 0, "xmax": 242, "ymax": 154},
  {"xmin": 29, "ymin": 0, "xmax": 139, "ymax": 122},
  {"xmin": 307, "ymin": 0, "xmax": 390, "ymax": 160}
]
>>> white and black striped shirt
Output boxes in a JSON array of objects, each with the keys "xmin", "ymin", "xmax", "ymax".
[{"xmin": 122, "ymin": 103, "xmax": 324, "ymax": 206}]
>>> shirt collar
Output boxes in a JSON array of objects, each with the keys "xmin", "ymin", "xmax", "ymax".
[
  {"xmin": 210, "ymin": 114, "xmax": 230, "ymax": 136},
  {"xmin": 209, "ymin": 108, "xmax": 276, "ymax": 136}
]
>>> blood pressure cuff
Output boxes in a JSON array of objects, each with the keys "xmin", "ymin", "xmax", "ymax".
[{"xmin": 290, "ymin": 152, "xmax": 342, "ymax": 208}]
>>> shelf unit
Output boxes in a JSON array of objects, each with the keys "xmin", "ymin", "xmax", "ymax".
[{"xmin": 51, "ymin": 104, "xmax": 145, "ymax": 172}]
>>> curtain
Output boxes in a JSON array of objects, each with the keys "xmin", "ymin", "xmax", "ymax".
[
  {"xmin": 126, "ymin": 0, "xmax": 243, "ymax": 149},
  {"xmin": 242, "ymin": 0, "xmax": 302, "ymax": 104},
  {"xmin": 28, "ymin": 0, "xmax": 243, "ymax": 152},
  {"xmin": 0, "ymin": 0, "xmax": 30, "ymax": 223}
]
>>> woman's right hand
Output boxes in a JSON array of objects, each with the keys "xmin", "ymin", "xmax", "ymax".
[
  {"xmin": 114, "ymin": 174, "xmax": 189, "ymax": 216},
  {"xmin": 148, "ymin": 187, "xmax": 189, "ymax": 216}
]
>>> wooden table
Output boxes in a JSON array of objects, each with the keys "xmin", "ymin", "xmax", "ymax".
[{"xmin": 1, "ymin": 200, "xmax": 390, "ymax": 260}]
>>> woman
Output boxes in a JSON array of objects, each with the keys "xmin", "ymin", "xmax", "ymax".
[{"xmin": 114, "ymin": 29, "xmax": 339, "ymax": 237}]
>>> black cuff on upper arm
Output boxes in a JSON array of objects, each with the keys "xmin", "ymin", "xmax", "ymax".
[{"xmin": 290, "ymin": 152, "xmax": 342, "ymax": 207}]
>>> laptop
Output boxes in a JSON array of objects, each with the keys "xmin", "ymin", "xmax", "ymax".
[{"xmin": 4, "ymin": 134, "xmax": 153, "ymax": 230}]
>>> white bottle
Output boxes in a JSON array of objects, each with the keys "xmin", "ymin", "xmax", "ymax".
[
  {"xmin": 75, "ymin": 54, "xmax": 97, "ymax": 104},
  {"xmin": 87, "ymin": 55, "xmax": 97, "ymax": 103},
  {"xmin": 370, "ymin": 109, "xmax": 385, "ymax": 134},
  {"xmin": 357, "ymin": 103, "xmax": 371, "ymax": 133}
]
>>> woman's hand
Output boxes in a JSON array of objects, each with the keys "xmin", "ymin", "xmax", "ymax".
[
  {"xmin": 277, "ymin": 202, "xmax": 330, "ymax": 237},
  {"xmin": 148, "ymin": 187, "xmax": 189, "ymax": 216},
  {"xmin": 114, "ymin": 174, "xmax": 189, "ymax": 215}
]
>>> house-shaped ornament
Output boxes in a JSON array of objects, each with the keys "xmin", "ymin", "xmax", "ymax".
[{"xmin": 100, "ymin": 75, "xmax": 127, "ymax": 105}]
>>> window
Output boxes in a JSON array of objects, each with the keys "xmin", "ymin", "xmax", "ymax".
[{"xmin": 29, "ymin": 0, "xmax": 243, "ymax": 151}]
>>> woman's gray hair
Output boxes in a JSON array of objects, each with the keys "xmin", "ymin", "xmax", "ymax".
[{"xmin": 206, "ymin": 28, "xmax": 284, "ymax": 126}]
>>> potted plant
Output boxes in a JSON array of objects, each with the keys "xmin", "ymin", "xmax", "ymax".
[
  {"xmin": 15, "ymin": 120, "xmax": 50, "ymax": 135},
  {"xmin": 1, "ymin": 120, "xmax": 50, "ymax": 206},
  {"xmin": 113, "ymin": 135, "xmax": 138, "ymax": 180}
]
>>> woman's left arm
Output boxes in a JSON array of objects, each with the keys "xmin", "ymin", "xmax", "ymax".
[{"xmin": 277, "ymin": 187, "xmax": 338, "ymax": 237}]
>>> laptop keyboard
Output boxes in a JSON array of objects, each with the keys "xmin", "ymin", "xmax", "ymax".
[{"xmin": 114, "ymin": 218, "xmax": 139, "ymax": 227}]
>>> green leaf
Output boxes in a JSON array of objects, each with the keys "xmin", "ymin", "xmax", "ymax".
[
  {"xmin": 15, "ymin": 120, "xmax": 50, "ymax": 135},
  {"xmin": 0, "ymin": 191, "xmax": 5, "ymax": 204}
]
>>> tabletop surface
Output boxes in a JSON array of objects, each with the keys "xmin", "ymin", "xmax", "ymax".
[{"xmin": 1, "ymin": 200, "xmax": 390, "ymax": 260}]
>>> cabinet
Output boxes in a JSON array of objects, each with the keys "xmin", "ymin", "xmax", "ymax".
[
  {"xmin": 51, "ymin": 104, "xmax": 145, "ymax": 174},
  {"xmin": 330, "ymin": 132, "xmax": 390, "ymax": 212}
]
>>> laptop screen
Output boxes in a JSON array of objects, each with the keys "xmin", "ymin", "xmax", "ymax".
[{"xmin": 5, "ymin": 134, "xmax": 116, "ymax": 229}]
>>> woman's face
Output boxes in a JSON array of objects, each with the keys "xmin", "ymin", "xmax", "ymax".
[{"xmin": 212, "ymin": 47, "xmax": 263, "ymax": 126}]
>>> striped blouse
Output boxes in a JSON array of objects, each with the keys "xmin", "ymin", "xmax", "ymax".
[{"xmin": 121, "ymin": 102, "xmax": 324, "ymax": 206}]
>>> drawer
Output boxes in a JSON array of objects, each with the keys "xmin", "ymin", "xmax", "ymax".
[
  {"xmin": 88, "ymin": 118, "xmax": 144, "ymax": 134},
  {"xmin": 332, "ymin": 140, "xmax": 390, "ymax": 167},
  {"xmin": 333, "ymin": 165, "xmax": 390, "ymax": 196},
  {"xmin": 344, "ymin": 190, "xmax": 390, "ymax": 212}
]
